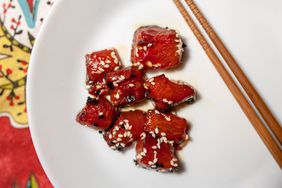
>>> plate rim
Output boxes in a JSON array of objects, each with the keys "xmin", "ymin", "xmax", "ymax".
[{"xmin": 27, "ymin": 0, "xmax": 64, "ymax": 186}]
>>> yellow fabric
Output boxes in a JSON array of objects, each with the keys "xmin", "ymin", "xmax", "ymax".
[{"xmin": 0, "ymin": 21, "xmax": 30, "ymax": 126}]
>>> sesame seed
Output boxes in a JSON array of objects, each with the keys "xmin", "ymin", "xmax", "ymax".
[
  {"xmin": 111, "ymin": 51, "xmax": 116, "ymax": 57},
  {"xmin": 148, "ymin": 161, "xmax": 154, "ymax": 165},
  {"xmin": 117, "ymin": 138, "xmax": 122, "ymax": 142},
  {"xmin": 135, "ymin": 48, "xmax": 139, "ymax": 57},
  {"xmin": 114, "ymin": 92, "xmax": 120, "ymax": 99},
  {"xmin": 149, "ymin": 78, "xmax": 154, "ymax": 82},
  {"xmin": 150, "ymin": 131, "xmax": 156, "ymax": 138},
  {"xmin": 151, "ymin": 82, "xmax": 155, "ymax": 85},
  {"xmin": 86, "ymin": 85, "xmax": 91, "ymax": 89},
  {"xmin": 143, "ymin": 46, "xmax": 147, "ymax": 51},
  {"xmin": 163, "ymin": 99, "xmax": 168, "ymax": 103},
  {"xmin": 100, "ymin": 61, "xmax": 105, "ymax": 65},
  {"xmin": 136, "ymin": 154, "xmax": 142, "ymax": 159},
  {"xmin": 118, "ymin": 134, "xmax": 123, "ymax": 138},
  {"xmin": 153, "ymin": 158, "xmax": 158, "ymax": 164},
  {"xmin": 120, "ymin": 143, "xmax": 125, "ymax": 147},
  {"xmin": 114, "ymin": 66, "xmax": 119, "ymax": 71},
  {"xmin": 109, "ymin": 134, "xmax": 112, "ymax": 139},
  {"xmin": 140, "ymin": 132, "xmax": 146, "ymax": 140},
  {"xmin": 152, "ymin": 146, "xmax": 157, "ymax": 149},
  {"xmin": 98, "ymin": 112, "xmax": 103, "ymax": 116},
  {"xmin": 161, "ymin": 132, "xmax": 166, "ymax": 137},
  {"xmin": 164, "ymin": 116, "xmax": 171, "ymax": 121},
  {"xmin": 98, "ymin": 67, "xmax": 104, "ymax": 72},
  {"xmin": 147, "ymin": 43, "xmax": 153, "ymax": 47},
  {"xmin": 129, "ymin": 83, "xmax": 135, "ymax": 87},
  {"xmin": 111, "ymin": 146, "xmax": 117, "ymax": 150},
  {"xmin": 157, "ymin": 141, "xmax": 161, "ymax": 149},
  {"xmin": 104, "ymin": 64, "xmax": 109, "ymax": 68},
  {"xmin": 146, "ymin": 61, "xmax": 152, "ymax": 67},
  {"xmin": 105, "ymin": 60, "xmax": 111, "ymax": 63},
  {"xmin": 155, "ymin": 110, "xmax": 160, "ymax": 114},
  {"xmin": 140, "ymin": 152, "xmax": 146, "ymax": 156},
  {"xmin": 172, "ymin": 158, "xmax": 178, "ymax": 162},
  {"xmin": 152, "ymin": 63, "xmax": 161, "ymax": 67},
  {"xmin": 138, "ymin": 64, "xmax": 144, "ymax": 70},
  {"xmin": 143, "ymin": 148, "xmax": 147, "ymax": 153},
  {"xmin": 155, "ymin": 128, "xmax": 159, "ymax": 134},
  {"xmin": 120, "ymin": 75, "xmax": 125, "ymax": 80},
  {"xmin": 185, "ymin": 135, "xmax": 189, "ymax": 140}
]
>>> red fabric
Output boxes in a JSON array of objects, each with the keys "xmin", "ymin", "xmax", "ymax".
[
  {"xmin": 0, "ymin": 117, "xmax": 53, "ymax": 188},
  {"xmin": 27, "ymin": 0, "xmax": 33, "ymax": 12}
]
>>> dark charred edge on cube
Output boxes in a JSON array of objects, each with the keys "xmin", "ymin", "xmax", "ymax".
[
  {"xmin": 137, "ymin": 40, "xmax": 148, "ymax": 45},
  {"xmin": 150, "ymin": 97, "xmax": 174, "ymax": 112},
  {"xmin": 131, "ymin": 71, "xmax": 137, "ymax": 78},
  {"xmin": 107, "ymin": 82, "xmax": 115, "ymax": 90},
  {"xmin": 94, "ymin": 90, "xmax": 101, "ymax": 95},
  {"xmin": 86, "ymin": 97, "xmax": 99, "ymax": 105},
  {"xmin": 158, "ymin": 105, "xmax": 174, "ymax": 113},
  {"xmin": 135, "ymin": 160, "xmax": 178, "ymax": 173},
  {"xmin": 133, "ymin": 159, "xmax": 138, "ymax": 165},
  {"xmin": 125, "ymin": 95, "xmax": 136, "ymax": 104}
]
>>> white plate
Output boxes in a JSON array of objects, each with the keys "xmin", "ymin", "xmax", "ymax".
[{"xmin": 27, "ymin": 0, "xmax": 282, "ymax": 187}]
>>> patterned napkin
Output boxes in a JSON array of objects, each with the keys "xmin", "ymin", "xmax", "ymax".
[{"xmin": 0, "ymin": 0, "xmax": 54, "ymax": 187}]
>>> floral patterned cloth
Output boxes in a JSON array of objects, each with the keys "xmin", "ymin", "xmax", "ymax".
[{"xmin": 0, "ymin": 0, "xmax": 54, "ymax": 187}]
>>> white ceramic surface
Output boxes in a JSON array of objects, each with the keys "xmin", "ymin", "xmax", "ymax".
[{"xmin": 27, "ymin": 0, "xmax": 282, "ymax": 187}]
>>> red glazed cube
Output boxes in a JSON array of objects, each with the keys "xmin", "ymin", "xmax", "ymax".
[
  {"xmin": 135, "ymin": 133, "xmax": 179, "ymax": 172},
  {"xmin": 86, "ymin": 48, "xmax": 122, "ymax": 97},
  {"xmin": 106, "ymin": 67, "xmax": 146, "ymax": 107},
  {"xmin": 144, "ymin": 110, "xmax": 189, "ymax": 145},
  {"xmin": 104, "ymin": 110, "xmax": 146, "ymax": 150},
  {"xmin": 131, "ymin": 26, "xmax": 184, "ymax": 70},
  {"xmin": 144, "ymin": 74, "xmax": 196, "ymax": 111},
  {"xmin": 76, "ymin": 97, "xmax": 116, "ymax": 131}
]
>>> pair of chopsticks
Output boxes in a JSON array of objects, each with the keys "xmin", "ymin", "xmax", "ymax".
[{"xmin": 173, "ymin": 0, "xmax": 282, "ymax": 168}]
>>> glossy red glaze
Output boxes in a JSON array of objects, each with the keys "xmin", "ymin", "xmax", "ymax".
[{"xmin": 131, "ymin": 26, "xmax": 183, "ymax": 70}]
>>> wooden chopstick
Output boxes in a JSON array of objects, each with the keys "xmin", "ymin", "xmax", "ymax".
[
  {"xmin": 173, "ymin": 0, "xmax": 282, "ymax": 168},
  {"xmin": 185, "ymin": 0, "xmax": 282, "ymax": 146}
]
